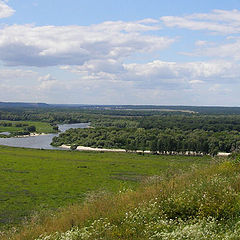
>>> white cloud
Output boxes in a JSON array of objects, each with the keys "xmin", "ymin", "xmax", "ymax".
[
  {"xmin": 38, "ymin": 80, "xmax": 58, "ymax": 90},
  {"xmin": 91, "ymin": 19, "xmax": 161, "ymax": 32},
  {"xmin": 38, "ymin": 74, "xmax": 58, "ymax": 90},
  {"xmin": 1, "ymin": 10, "xmax": 239, "ymax": 105},
  {"xmin": 193, "ymin": 38, "xmax": 240, "ymax": 60},
  {"xmin": 122, "ymin": 60, "xmax": 240, "ymax": 90},
  {"xmin": 0, "ymin": 21, "xmax": 173, "ymax": 67},
  {"xmin": 161, "ymin": 9, "xmax": 240, "ymax": 34},
  {"xmin": 208, "ymin": 83, "xmax": 231, "ymax": 94},
  {"xmin": 0, "ymin": 68, "xmax": 37, "ymax": 79},
  {"xmin": 195, "ymin": 40, "xmax": 208, "ymax": 46},
  {"xmin": 189, "ymin": 80, "xmax": 204, "ymax": 85},
  {"xmin": 160, "ymin": 10, "xmax": 240, "ymax": 61},
  {"xmin": 69, "ymin": 59, "xmax": 124, "ymax": 74},
  {"xmin": 0, "ymin": 0, "xmax": 15, "ymax": 18},
  {"xmin": 38, "ymin": 74, "xmax": 56, "ymax": 82},
  {"xmin": 190, "ymin": 9, "xmax": 240, "ymax": 23},
  {"xmin": 1, "ymin": 60, "xmax": 239, "ymax": 105},
  {"xmin": 63, "ymin": 60, "xmax": 240, "ymax": 91}
]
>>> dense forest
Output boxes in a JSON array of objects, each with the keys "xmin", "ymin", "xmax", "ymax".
[
  {"xmin": 2, "ymin": 108, "xmax": 240, "ymax": 131},
  {"xmin": 51, "ymin": 127, "xmax": 240, "ymax": 155},
  {"xmin": 2, "ymin": 102, "xmax": 240, "ymax": 114},
  {"xmin": 1, "ymin": 105, "xmax": 240, "ymax": 155}
]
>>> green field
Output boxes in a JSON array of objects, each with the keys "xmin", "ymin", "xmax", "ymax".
[
  {"xmin": 0, "ymin": 146, "xmax": 210, "ymax": 227},
  {"xmin": 0, "ymin": 120, "xmax": 57, "ymax": 135}
]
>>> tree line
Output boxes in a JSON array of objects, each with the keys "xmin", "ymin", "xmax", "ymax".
[
  {"xmin": 2, "ymin": 108, "xmax": 240, "ymax": 132},
  {"xmin": 51, "ymin": 127, "xmax": 240, "ymax": 156}
]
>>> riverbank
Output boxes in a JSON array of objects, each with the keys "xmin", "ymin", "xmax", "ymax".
[
  {"xmin": 60, "ymin": 144, "xmax": 128, "ymax": 152},
  {"xmin": 0, "ymin": 123, "xmax": 89, "ymax": 149},
  {"xmin": 14, "ymin": 132, "xmax": 49, "ymax": 138},
  {"xmin": 60, "ymin": 144, "xmax": 231, "ymax": 156}
]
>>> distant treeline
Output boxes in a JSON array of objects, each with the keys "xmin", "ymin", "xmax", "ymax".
[
  {"xmin": 0, "ymin": 121, "xmax": 28, "ymax": 127},
  {"xmin": 93, "ymin": 115, "xmax": 240, "ymax": 132},
  {"xmin": 2, "ymin": 107, "xmax": 240, "ymax": 155},
  {"xmin": 51, "ymin": 127, "xmax": 240, "ymax": 156},
  {"xmin": 2, "ymin": 109, "xmax": 240, "ymax": 131},
  {"xmin": 0, "ymin": 121, "xmax": 37, "ymax": 136},
  {"xmin": 1, "ymin": 102, "xmax": 240, "ymax": 114}
]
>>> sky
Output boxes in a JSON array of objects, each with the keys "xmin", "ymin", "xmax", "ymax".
[{"xmin": 0, "ymin": 0, "xmax": 240, "ymax": 106}]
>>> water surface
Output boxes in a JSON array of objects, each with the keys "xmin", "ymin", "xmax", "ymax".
[
  {"xmin": 0, "ymin": 123, "xmax": 89, "ymax": 150},
  {"xmin": 0, "ymin": 132, "xmax": 10, "ymax": 136}
]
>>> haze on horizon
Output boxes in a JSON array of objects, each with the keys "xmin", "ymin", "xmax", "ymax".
[{"xmin": 0, "ymin": 0, "xmax": 240, "ymax": 106}]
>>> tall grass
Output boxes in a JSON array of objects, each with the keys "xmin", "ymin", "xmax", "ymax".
[{"xmin": 3, "ymin": 157, "xmax": 240, "ymax": 239}]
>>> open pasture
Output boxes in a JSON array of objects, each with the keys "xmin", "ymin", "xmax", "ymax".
[
  {"xmin": 0, "ymin": 146, "xmax": 210, "ymax": 227},
  {"xmin": 0, "ymin": 120, "xmax": 56, "ymax": 135}
]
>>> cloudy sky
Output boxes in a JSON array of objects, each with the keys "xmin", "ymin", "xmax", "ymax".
[{"xmin": 0, "ymin": 0, "xmax": 240, "ymax": 106}]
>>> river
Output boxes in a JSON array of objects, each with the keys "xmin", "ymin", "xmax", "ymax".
[{"xmin": 0, "ymin": 123, "xmax": 89, "ymax": 150}]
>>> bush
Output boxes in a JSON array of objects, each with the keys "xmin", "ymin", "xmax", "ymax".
[
  {"xmin": 25, "ymin": 125, "xmax": 36, "ymax": 132},
  {"xmin": 70, "ymin": 145, "xmax": 78, "ymax": 150}
]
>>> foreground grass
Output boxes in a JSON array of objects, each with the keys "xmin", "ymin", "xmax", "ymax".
[
  {"xmin": 0, "ymin": 146, "xmax": 209, "ymax": 227},
  {"xmin": 2, "ymin": 155, "xmax": 240, "ymax": 239}
]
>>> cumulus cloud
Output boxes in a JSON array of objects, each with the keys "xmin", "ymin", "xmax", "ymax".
[
  {"xmin": 0, "ymin": 0, "xmax": 15, "ymax": 18},
  {"xmin": 123, "ymin": 60, "xmax": 240, "ymax": 89},
  {"xmin": 67, "ymin": 59, "xmax": 124, "ymax": 74},
  {"xmin": 1, "ymin": 10, "xmax": 239, "ymax": 105},
  {"xmin": 189, "ymin": 80, "xmax": 204, "ymax": 85},
  {"xmin": 63, "ymin": 59, "xmax": 240, "ymax": 91},
  {"xmin": 1, "ymin": 60, "xmax": 239, "ymax": 105},
  {"xmin": 0, "ymin": 68, "xmax": 36, "ymax": 79},
  {"xmin": 160, "ymin": 9, "xmax": 240, "ymax": 61},
  {"xmin": 161, "ymin": 9, "xmax": 240, "ymax": 34},
  {"xmin": 0, "ymin": 21, "xmax": 173, "ymax": 67},
  {"xmin": 38, "ymin": 74, "xmax": 56, "ymax": 82},
  {"xmin": 38, "ymin": 74, "xmax": 58, "ymax": 90},
  {"xmin": 193, "ymin": 38, "xmax": 240, "ymax": 60},
  {"xmin": 195, "ymin": 40, "xmax": 208, "ymax": 46}
]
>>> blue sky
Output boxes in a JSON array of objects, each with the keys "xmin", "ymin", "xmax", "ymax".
[
  {"xmin": 0, "ymin": 0, "xmax": 240, "ymax": 105},
  {"xmin": 6, "ymin": 0, "xmax": 240, "ymax": 25}
]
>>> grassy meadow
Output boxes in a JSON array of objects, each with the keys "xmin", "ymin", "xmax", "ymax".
[
  {"xmin": 0, "ymin": 121, "xmax": 57, "ymax": 135},
  {"xmin": 2, "ymin": 154, "xmax": 240, "ymax": 240},
  {"xmin": 0, "ymin": 145, "xmax": 210, "ymax": 228}
]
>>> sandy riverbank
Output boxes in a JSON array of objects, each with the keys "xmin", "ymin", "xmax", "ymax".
[
  {"xmin": 217, "ymin": 152, "xmax": 231, "ymax": 156},
  {"xmin": 60, "ymin": 145, "xmax": 231, "ymax": 156},
  {"xmin": 60, "ymin": 144, "xmax": 126, "ymax": 152},
  {"xmin": 14, "ymin": 132, "xmax": 49, "ymax": 138},
  {"xmin": 60, "ymin": 144, "xmax": 152, "ymax": 153}
]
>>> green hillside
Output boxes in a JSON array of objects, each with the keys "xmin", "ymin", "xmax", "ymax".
[{"xmin": 0, "ymin": 146, "xmax": 209, "ymax": 228}]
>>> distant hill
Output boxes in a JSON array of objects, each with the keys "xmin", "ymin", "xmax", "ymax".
[
  {"xmin": 53, "ymin": 104, "xmax": 240, "ymax": 114},
  {"xmin": 0, "ymin": 102, "xmax": 49, "ymax": 108},
  {"xmin": 0, "ymin": 102, "xmax": 240, "ymax": 114}
]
